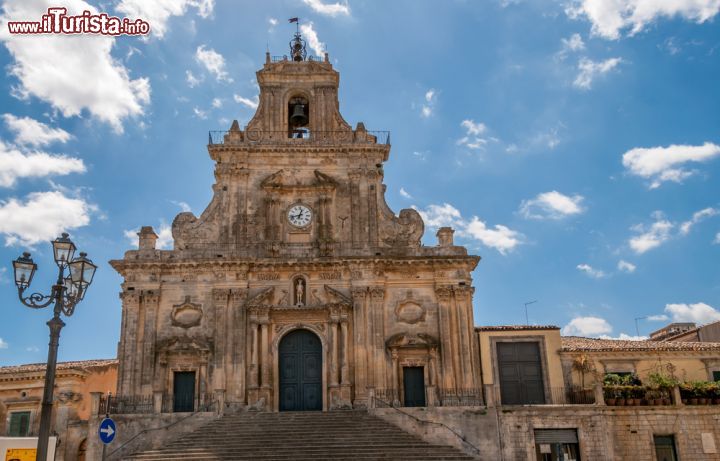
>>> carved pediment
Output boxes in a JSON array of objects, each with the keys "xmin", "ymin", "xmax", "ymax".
[
  {"xmin": 246, "ymin": 286, "xmax": 275, "ymax": 308},
  {"xmin": 261, "ymin": 169, "xmax": 337, "ymax": 191},
  {"xmin": 386, "ymin": 332, "xmax": 438, "ymax": 350},
  {"xmin": 324, "ymin": 285, "xmax": 352, "ymax": 306},
  {"xmin": 156, "ymin": 335, "xmax": 213, "ymax": 354}
]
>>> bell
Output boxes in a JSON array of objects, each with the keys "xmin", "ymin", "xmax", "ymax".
[{"xmin": 290, "ymin": 104, "xmax": 308, "ymax": 126}]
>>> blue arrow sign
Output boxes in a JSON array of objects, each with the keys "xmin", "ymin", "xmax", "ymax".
[{"xmin": 98, "ymin": 417, "xmax": 116, "ymax": 444}]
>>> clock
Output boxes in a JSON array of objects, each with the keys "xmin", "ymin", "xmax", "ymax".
[{"xmin": 287, "ymin": 204, "xmax": 312, "ymax": 227}]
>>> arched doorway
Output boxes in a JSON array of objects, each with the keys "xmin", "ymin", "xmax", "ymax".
[{"xmin": 279, "ymin": 329, "xmax": 322, "ymax": 411}]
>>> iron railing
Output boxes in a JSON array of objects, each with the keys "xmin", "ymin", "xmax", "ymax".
[
  {"xmin": 162, "ymin": 393, "xmax": 215, "ymax": 413},
  {"xmin": 438, "ymin": 388, "xmax": 484, "ymax": 406},
  {"xmin": 494, "ymin": 386, "xmax": 595, "ymax": 406},
  {"xmin": 98, "ymin": 394, "xmax": 154, "ymax": 415},
  {"xmin": 208, "ymin": 130, "xmax": 390, "ymax": 146},
  {"xmin": 373, "ymin": 388, "xmax": 483, "ymax": 407},
  {"xmin": 271, "ymin": 55, "xmax": 325, "ymax": 62}
]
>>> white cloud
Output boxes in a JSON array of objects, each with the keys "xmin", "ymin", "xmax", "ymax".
[
  {"xmin": 457, "ymin": 119, "xmax": 492, "ymax": 150},
  {"xmin": 302, "ymin": 0, "xmax": 350, "ymax": 17},
  {"xmin": 599, "ymin": 333, "xmax": 647, "ymax": 341},
  {"xmin": 186, "ymin": 70, "xmax": 203, "ymax": 88},
  {"xmin": 269, "ymin": 18, "xmax": 278, "ymax": 26},
  {"xmin": 0, "ymin": 140, "xmax": 85, "ymax": 188},
  {"xmin": 421, "ymin": 89, "xmax": 437, "ymax": 118},
  {"xmin": 573, "ymin": 57, "xmax": 622, "ymax": 89},
  {"xmin": 211, "ymin": 98, "xmax": 222, "ymax": 109},
  {"xmin": 647, "ymin": 314, "xmax": 669, "ymax": 321},
  {"xmin": 622, "ymin": 142, "xmax": 720, "ymax": 188},
  {"xmin": 0, "ymin": 0, "xmax": 150, "ymax": 133},
  {"xmin": 300, "ymin": 23, "xmax": 325, "ymax": 56},
  {"xmin": 680, "ymin": 207, "xmax": 718, "ymax": 234},
  {"xmin": 415, "ymin": 203, "xmax": 523, "ymax": 255},
  {"xmin": 628, "ymin": 213, "xmax": 674, "ymax": 254},
  {"xmin": 566, "ymin": 0, "xmax": 720, "ymax": 40},
  {"xmin": 171, "ymin": 201, "xmax": 192, "ymax": 212},
  {"xmin": 556, "ymin": 33, "xmax": 586, "ymax": 60},
  {"xmin": 665, "ymin": 302, "xmax": 720, "ymax": 324},
  {"xmin": 3, "ymin": 114, "xmax": 71, "ymax": 147},
  {"xmin": 116, "ymin": 0, "xmax": 214, "ymax": 39},
  {"xmin": 0, "ymin": 191, "xmax": 93, "ymax": 246},
  {"xmin": 193, "ymin": 107, "xmax": 208, "ymax": 119},
  {"xmin": 563, "ymin": 33, "xmax": 586, "ymax": 52},
  {"xmin": 399, "ymin": 188, "xmax": 413, "ymax": 199},
  {"xmin": 617, "ymin": 260, "xmax": 637, "ymax": 273},
  {"xmin": 26, "ymin": 346, "xmax": 39, "ymax": 352},
  {"xmin": 195, "ymin": 45, "xmax": 232, "ymax": 82},
  {"xmin": 576, "ymin": 263, "xmax": 607, "ymax": 279},
  {"xmin": 124, "ymin": 222, "xmax": 173, "ymax": 250},
  {"xmin": 0, "ymin": 338, "xmax": 7, "ymax": 349},
  {"xmin": 233, "ymin": 94, "xmax": 259, "ymax": 109},
  {"xmin": 562, "ymin": 316, "xmax": 613, "ymax": 336},
  {"xmin": 520, "ymin": 191, "xmax": 585, "ymax": 220}
]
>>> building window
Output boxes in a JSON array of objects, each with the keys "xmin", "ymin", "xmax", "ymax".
[
  {"xmin": 654, "ymin": 435, "xmax": 678, "ymax": 461},
  {"xmin": 712, "ymin": 370, "xmax": 720, "ymax": 382},
  {"xmin": 8, "ymin": 411, "xmax": 31, "ymax": 437},
  {"xmin": 534, "ymin": 429, "xmax": 580, "ymax": 461}
]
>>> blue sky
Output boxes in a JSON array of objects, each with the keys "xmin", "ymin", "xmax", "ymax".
[{"xmin": 0, "ymin": 0, "xmax": 718, "ymax": 365}]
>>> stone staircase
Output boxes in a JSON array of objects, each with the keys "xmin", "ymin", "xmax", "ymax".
[{"xmin": 125, "ymin": 410, "xmax": 476, "ymax": 460}]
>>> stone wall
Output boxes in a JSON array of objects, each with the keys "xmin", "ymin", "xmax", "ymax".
[
  {"xmin": 374, "ymin": 405, "xmax": 720, "ymax": 461},
  {"xmin": 84, "ymin": 412, "xmax": 218, "ymax": 461}
]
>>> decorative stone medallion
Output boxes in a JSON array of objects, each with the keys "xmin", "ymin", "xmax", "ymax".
[{"xmin": 171, "ymin": 296, "xmax": 203, "ymax": 328}]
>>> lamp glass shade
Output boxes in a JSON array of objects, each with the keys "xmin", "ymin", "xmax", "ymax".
[
  {"xmin": 13, "ymin": 252, "xmax": 36, "ymax": 289},
  {"xmin": 69, "ymin": 252, "xmax": 96, "ymax": 288},
  {"xmin": 52, "ymin": 233, "xmax": 76, "ymax": 267},
  {"xmin": 63, "ymin": 275, "xmax": 80, "ymax": 299}
]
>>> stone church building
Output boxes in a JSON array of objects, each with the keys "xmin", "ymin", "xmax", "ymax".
[
  {"xmin": 6, "ymin": 33, "xmax": 720, "ymax": 461},
  {"xmin": 109, "ymin": 37, "xmax": 481, "ymax": 414}
]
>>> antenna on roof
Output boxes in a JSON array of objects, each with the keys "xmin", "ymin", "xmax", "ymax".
[
  {"xmin": 524, "ymin": 300, "xmax": 537, "ymax": 325},
  {"xmin": 634, "ymin": 316, "xmax": 647, "ymax": 337}
]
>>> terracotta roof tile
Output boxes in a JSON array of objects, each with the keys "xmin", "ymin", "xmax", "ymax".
[
  {"xmin": 561, "ymin": 336, "xmax": 720, "ymax": 352},
  {"xmin": 0, "ymin": 359, "xmax": 117, "ymax": 375},
  {"xmin": 476, "ymin": 325, "xmax": 560, "ymax": 332}
]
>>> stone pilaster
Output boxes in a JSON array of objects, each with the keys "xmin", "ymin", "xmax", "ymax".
[
  {"xmin": 212, "ymin": 288, "xmax": 230, "ymax": 391},
  {"xmin": 369, "ymin": 287, "xmax": 386, "ymax": 388},
  {"xmin": 351, "ymin": 287, "xmax": 369, "ymax": 407},
  {"xmin": 435, "ymin": 286, "xmax": 456, "ymax": 390}
]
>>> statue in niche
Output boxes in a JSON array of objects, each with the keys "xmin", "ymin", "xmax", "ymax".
[{"xmin": 294, "ymin": 278, "xmax": 306, "ymax": 306}]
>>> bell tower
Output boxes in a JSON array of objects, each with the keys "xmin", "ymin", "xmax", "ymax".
[{"xmin": 111, "ymin": 31, "xmax": 482, "ymax": 412}]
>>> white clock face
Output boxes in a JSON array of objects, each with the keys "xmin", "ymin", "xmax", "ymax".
[{"xmin": 288, "ymin": 204, "xmax": 312, "ymax": 227}]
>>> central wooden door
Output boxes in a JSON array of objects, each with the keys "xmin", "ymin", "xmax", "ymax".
[
  {"xmin": 403, "ymin": 367, "xmax": 426, "ymax": 407},
  {"xmin": 173, "ymin": 371, "xmax": 196, "ymax": 412},
  {"xmin": 279, "ymin": 329, "xmax": 322, "ymax": 411}
]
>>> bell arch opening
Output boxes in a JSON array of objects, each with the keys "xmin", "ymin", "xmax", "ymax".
[{"xmin": 288, "ymin": 95, "xmax": 310, "ymax": 138}]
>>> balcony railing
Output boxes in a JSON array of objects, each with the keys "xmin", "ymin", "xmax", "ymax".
[
  {"xmin": 271, "ymin": 55, "xmax": 325, "ymax": 63},
  {"xmin": 372, "ymin": 388, "xmax": 483, "ymax": 408},
  {"xmin": 96, "ymin": 393, "xmax": 216, "ymax": 415},
  {"xmin": 208, "ymin": 130, "xmax": 390, "ymax": 146},
  {"xmin": 493, "ymin": 386, "xmax": 596, "ymax": 406},
  {"xmin": 98, "ymin": 394, "xmax": 154, "ymax": 415}
]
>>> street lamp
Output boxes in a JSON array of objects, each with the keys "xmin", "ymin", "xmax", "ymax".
[{"xmin": 12, "ymin": 233, "xmax": 97, "ymax": 461}]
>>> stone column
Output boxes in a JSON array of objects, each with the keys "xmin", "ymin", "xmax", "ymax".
[
  {"xmin": 435, "ymin": 286, "xmax": 456, "ymax": 390},
  {"xmin": 118, "ymin": 291, "xmax": 140, "ymax": 395},
  {"xmin": 212, "ymin": 288, "xmax": 229, "ymax": 391},
  {"xmin": 454, "ymin": 285, "xmax": 478, "ymax": 389},
  {"xmin": 390, "ymin": 350, "xmax": 400, "ymax": 406},
  {"xmin": 351, "ymin": 288, "xmax": 369, "ymax": 406},
  {"xmin": 348, "ymin": 170, "xmax": 362, "ymax": 247},
  {"xmin": 369, "ymin": 287, "xmax": 386, "ymax": 388},
  {"xmin": 329, "ymin": 316, "xmax": 339, "ymax": 387},
  {"xmin": 260, "ymin": 321, "xmax": 270, "ymax": 388},
  {"xmin": 594, "ymin": 382, "xmax": 605, "ymax": 406},
  {"xmin": 90, "ymin": 392, "xmax": 102, "ymax": 416},
  {"xmin": 340, "ymin": 319, "xmax": 350, "ymax": 385},
  {"xmin": 153, "ymin": 391, "xmax": 163, "ymax": 413},
  {"xmin": 230, "ymin": 288, "xmax": 248, "ymax": 403},
  {"xmin": 249, "ymin": 320, "xmax": 259, "ymax": 388}
]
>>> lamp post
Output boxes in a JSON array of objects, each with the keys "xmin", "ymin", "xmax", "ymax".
[{"xmin": 12, "ymin": 233, "xmax": 97, "ymax": 461}]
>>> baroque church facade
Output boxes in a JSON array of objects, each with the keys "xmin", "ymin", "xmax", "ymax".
[{"xmin": 110, "ymin": 34, "xmax": 481, "ymax": 413}]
